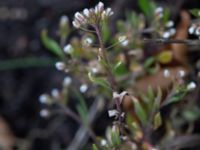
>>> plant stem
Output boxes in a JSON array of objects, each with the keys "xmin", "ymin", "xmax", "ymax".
[
  {"xmin": 93, "ymin": 25, "xmax": 117, "ymax": 91},
  {"xmin": 144, "ymin": 38, "xmax": 200, "ymax": 45}
]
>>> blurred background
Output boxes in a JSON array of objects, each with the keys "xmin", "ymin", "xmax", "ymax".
[{"xmin": 1, "ymin": 0, "xmax": 200, "ymax": 150}]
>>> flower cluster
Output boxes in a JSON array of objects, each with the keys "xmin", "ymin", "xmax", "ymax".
[
  {"xmin": 188, "ymin": 23, "xmax": 200, "ymax": 38},
  {"xmin": 72, "ymin": 1, "xmax": 114, "ymax": 29}
]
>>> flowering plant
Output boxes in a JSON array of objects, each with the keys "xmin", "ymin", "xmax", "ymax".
[{"xmin": 39, "ymin": 1, "xmax": 200, "ymax": 150}]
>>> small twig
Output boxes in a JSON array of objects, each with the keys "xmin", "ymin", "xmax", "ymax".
[{"xmin": 144, "ymin": 38, "xmax": 200, "ymax": 45}]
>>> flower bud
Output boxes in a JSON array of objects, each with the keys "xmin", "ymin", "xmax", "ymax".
[
  {"xmin": 83, "ymin": 8, "xmax": 90, "ymax": 18},
  {"xmin": 187, "ymin": 81, "xmax": 196, "ymax": 91},
  {"xmin": 63, "ymin": 76, "xmax": 72, "ymax": 87},
  {"xmin": 75, "ymin": 12, "xmax": 85, "ymax": 22},
  {"xmin": 60, "ymin": 15, "xmax": 69, "ymax": 27},
  {"xmin": 105, "ymin": 8, "xmax": 113, "ymax": 17},
  {"xmin": 55, "ymin": 62, "xmax": 66, "ymax": 71},
  {"xmin": 40, "ymin": 109, "xmax": 50, "ymax": 118},
  {"xmin": 95, "ymin": 1, "xmax": 104, "ymax": 14},
  {"xmin": 72, "ymin": 20, "xmax": 80, "ymax": 28},
  {"xmin": 79, "ymin": 84, "xmax": 88, "ymax": 93},
  {"xmin": 64, "ymin": 44, "xmax": 73, "ymax": 54}
]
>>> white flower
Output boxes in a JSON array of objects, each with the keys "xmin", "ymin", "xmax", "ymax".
[
  {"xmin": 155, "ymin": 7, "xmax": 163, "ymax": 18},
  {"xmin": 72, "ymin": 2, "xmax": 113, "ymax": 28},
  {"xmin": 163, "ymin": 69, "xmax": 170, "ymax": 78},
  {"xmin": 100, "ymin": 139, "xmax": 107, "ymax": 146},
  {"xmin": 64, "ymin": 44, "xmax": 73, "ymax": 54},
  {"xmin": 72, "ymin": 20, "xmax": 80, "ymax": 28},
  {"xmin": 75, "ymin": 12, "xmax": 86, "ymax": 23},
  {"xmin": 63, "ymin": 76, "xmax": 72, "ymax": 87},
  {"xmin": 178, "ymin": 70, "xmax": 185, "ymax": 78},
  {"xmin": 121, "ymin": 39, "xmax": 129, "ymax": 47},
  {"xmin": 195, "ymin": 27, "xmax": 200, "ymax": 35},
  {"xmin": 86, "ymin": 37, "xmax": 93, "ymax": 44},
  {"xmin": 91, "ymin": 67, "xmax": 98, "ymax": 74},
  {"xmin": 105, "ymin": 8, "xmax": 113, "ymax": 17},
  {"xmin": 83, "ymin": 8, "xmax": 90, "ymax": 18},
  {"xmin": 187, "ymin": 81, "xmax": 196, "ymax": 91},
  {"xmin": 80, "ymin": 84, "xmax": 88, "ymax": 93},
  {"xmin": 188, "ymin": 25, "xmax": 196, "ymax": 34},
  {"xmin": 39, "ymin": 94, "xmax": 49, "ymax": 104},
  {"xmin": 169, "ymin": 28, "xmax": 176, "ymax": 36},
  {"xmin": 55, "ymin": 62, "xmax": 66, "ymax": 71},
  {"xmin": 165, "ymin": 21, "xmax": 174, "ymax": 28},
  {"xmin": 155, "ymin": 7, "xmax": 163, "ymax": 14},
  {"xmin": 60, "ymin": 15, "xmax": 69, "ymax": 26},
  {"xmin": 162, "ymin": 31, "xmax": 170, "ymax": 38},
  {"xmin": 83, "ymin": 37, "xmax": 93, "ymax": 46},
  {"xmin": 40, "ymin": 109, "xmax": 50, "ymax": 118},
  {"xmin": 51, "ymin": 88, "xmax": 60, "ymax": 99},
  {"xmin": 95, "ymin": 1, "xmax": 104, "ymax": 14}
]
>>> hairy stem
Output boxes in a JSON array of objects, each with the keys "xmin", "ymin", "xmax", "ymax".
[{"xmin": 94, "ymin": 25, "xmax": 117, "ymax": 90}]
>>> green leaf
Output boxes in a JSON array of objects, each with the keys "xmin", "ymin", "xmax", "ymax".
[
  {"xmin": 76, "ymin": 104, "xmax": 88, "ymax": 125},
  {"xmin": 138, "ymin": 0, "xmax": 151, "ymax": 16},
  {"xmin": 116, "ymin": 20, "xmax": 125, "ymax": 32},
  {"xmin": 111, "ymin": 129, "xmax": 121, "ymax": 147},
  {"xmin": 126, "ymin": 11, "xmax": 139, "ymax": 28},
  {"xmin": 88, "ymin": 72, "xmax": 111, "ymax": 90},
  {"xmin": 138, "ymin": 0, "xmax": 155, "ymax": 18},
  {"xmin": 92, "ymin": 144, "xmax": 99, "ymax": 150},
  {"xmin": 162, "ymin": 8, "xmax": 170, "ymax": 24},
  {"xmin": 73, "ymin": 89, "xmax": 88, "ymax": 125},
  {"xmin": 132, "ymin": 96, "xmax": 147, "ymax": 126},
  {"xmin": 190, "ymin": 9, "xmax": 200, "ymax": 18},
  {"xmin": 154, "ymin": 87, "xmax": 162, "ymax": 110},
  {"xmin": 113, "ymin": 61, "xmax": 128, "ymax": 76},
  {"xmin": 102, "ymin": 20, "xmax": 110, "ymax": 42},
  {"xmin": 144, "ymin": 57, "xmax": 155, "ymax": 69},
  {"xmin": 182, "ymin": 107, "xmax": 200, "ymax": 122},
  {"xmin": 153, "ymin": 112, "xmax": 162, "ymax": 130},
  {"xmin": 147, "ymin": 86, "xmax": 154, "ymax": 101},
  {"xmin": 41, "ymin": 29, "xmax": 64, "ymax": 58},
  {"xmin": 0, "ymin": 57, "xmax": 57, "ymax": 71},
  {"xmin": 163, "ymin": 86, "xmax": 187, "ymax": 106}
]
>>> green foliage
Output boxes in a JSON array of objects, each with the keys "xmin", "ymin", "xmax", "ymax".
[
  {"xmin": 74, "ymin": 89, "xmax": 88, "ymax": 125},
  {"xmin": 138, "ymin": 0, "xmax": 155, "ymax": 18},
  {"xmin": 0, "ymin": 57, "xmax": 57, "ymax": 71},
  {"xmin": 113, "ymin": 61, "xmax": 128, "ymax": 76},
  {"xmin": 143, "ymin": 57, "xmax": 157, "ymax": 74},
  {"xmin": 182, "ymin": 107, "xmax": 200, "ymax": 122},
  {"xmin": 153, "ymin": 112, "xmax": 162, "ymax": 129},
  {"xmin": 132, "ymin": 96, "xmax": 148, "ymax": 126},
  {"xmin": 163, "ymin": 85, "xmax": 188, "ymax": 106},
  {"xmin": 88, "ymin": 72, "xmax": 111, "ymax": 90},
  {"xmin": 162, "ymin": 8, "xmax": 170, "ymax": 23},
  {"xmin": 92, "ymin": 144, "xmax": 99, "ymax": 150},
  {"xmin": 107, "ymin": 127, "xmax": 121, "ymax": 148},
  {"xmin": 41, "ymin": 29, "xmax": 64, "ymax": 58},
  {"xmin": 102, "ymin": 20, "xmax": 111, "ymax": 43},
  {"xmin": 190, "ymin": 9, "xmax": 200, "ymax": 18}
]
